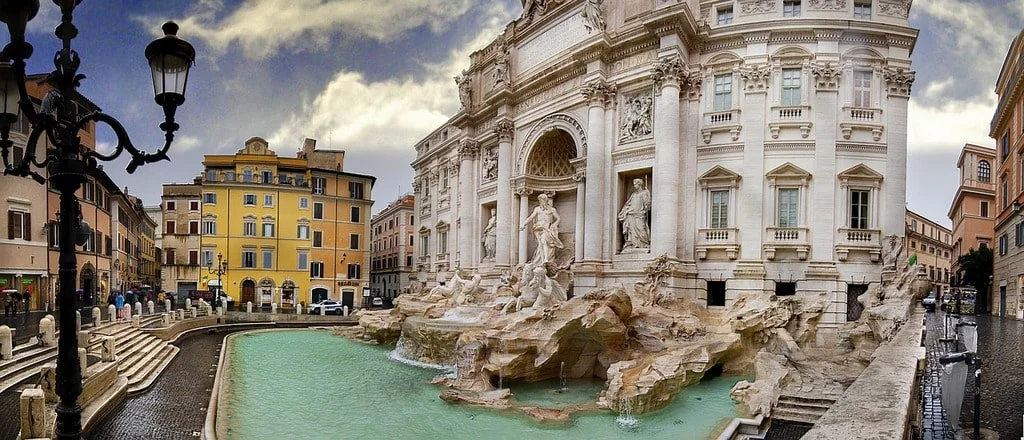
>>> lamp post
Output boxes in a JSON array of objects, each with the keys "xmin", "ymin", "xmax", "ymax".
[
  {"xmin": 207, "ymin": 252, "xmax": 227, "ymax": 310},
  {"xmin": 0, "ymin": 2, "xmax": 196, "ymax": 438}
]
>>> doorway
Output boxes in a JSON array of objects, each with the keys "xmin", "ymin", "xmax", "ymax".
[
  {"xmin": 342, "ymin": 289, "xmax": 355, "ymax": 308},
  {"xmin": 311, "ymin": 288, "xmax": 328, "ymax": 304},
  {"xmin": 847, "ymin": 284, "xmax": 868, "ymax": 321},
  {"xmin": 1000, "ymin": 285, "xmax": 1007, "ymax": 317},
  {"xmin": 80, "ymin": 264, "xmax": 95, "ymax": 307},
  {"xmin": 241, "ymin": 280, "xmax": 256, "ymax": 304}
]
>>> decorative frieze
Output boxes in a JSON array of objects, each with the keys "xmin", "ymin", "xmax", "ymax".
[
  {"xmin": 612, "ymin": 145, "xmax": 656, "ymax": 165},
  {"xmin": 878, "ymin": 0, "xmax": 911, "ymax": 18},
  {"xmin": 811, "ymin": 63, "xmax": 842, "ymax": 91},
  {"xmin": 495, "ymin": 119, "xmax": 515, "ymax": 142},
  {"xmin": 620, "ymin": 91, "xmax": 654, "ymax": 142},
  {"xmin": 741, "ymin": 64, "xmax": 771, "ymax": 92},
  {"xmin": 808, "ymin": 0, "xmax": 846, "ymax": 9},
  {"xmin": 883, "ymin": 67, "xmax": 915, "ymax": 97},
  {"xmin": 481, "ymin": 148, "xmax": 498, "ymax": 181},
  {"xmin": 741, "ymin": 0, "xmax": 776, "ymax": 14}
]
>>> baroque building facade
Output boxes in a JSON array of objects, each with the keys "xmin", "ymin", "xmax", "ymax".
[
  {"xmin": 370, "ymin": 194, "xmax": 416, "ymax": 303},
  {"xmin": 991, "ymin": 28, "xmax": 1024, "ymax": 319},
  {"xmin": 411, "ymin": 0, "xmax": 916, "ymax": 330}
]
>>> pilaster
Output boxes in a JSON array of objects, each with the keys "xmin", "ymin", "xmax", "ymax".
[
  {"xmin": 810, "ymin": 63, "xmax": 841, "ymax": 261},
  {"xmin": 495, "ymin": 120, "xmax": 514, "ymax": 267},
  {"xmin": 581, "ymin": 79, "xmax": 615, "ymax": 262},
  {"xmin": 457, "ymin": 140, "xmax": 478, "ymax": 268},
  {"xmin": 883, "ymin": 67, "xmax": 913, "ymax": 238},
  {"xmin": 650, "ymin": 55, "xmax": 684, "ymax": 259}
]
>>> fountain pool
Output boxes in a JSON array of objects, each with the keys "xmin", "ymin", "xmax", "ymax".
[{"xmin": 215, "ymin": 330, "xmax": 747, "ymax": 440}]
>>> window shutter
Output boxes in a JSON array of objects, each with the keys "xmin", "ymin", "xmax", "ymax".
[
  {"xmin": 7, "ymin": 211, "xmax": 14, "ymax": 239},
  {"xmin": 23, "ymin": 212, "xmax": 31, "ymax": 240}
]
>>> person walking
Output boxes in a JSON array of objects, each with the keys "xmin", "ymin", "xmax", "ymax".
[
  {"xmin": 23, "ymin": 292, "xmax": 30, "ymax": 313},
  {"xmin": 2, "ymin": 291, "xmax": 11, "ymax": 318},
  {"xmin": 10, "ymin": 291, "xmax": 20, "ymax": 316},
  {"xmin": 115, "ymin": 291, "xmax": 125, "ymax": 322}
]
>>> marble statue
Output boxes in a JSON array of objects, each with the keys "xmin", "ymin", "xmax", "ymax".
[
  {"xmin": 455, "ymin": 70, "xmax": 471, "ymax": 109},
  {"xmin": 882, "ymin": 234, "xmax": 903, "ymax": 269},
  {"xmin": 501, "ymin": 262, "xmax": 566, "ymax": 313},
  {"xmin": 620, "ymin": 93, "xmax": 653, "ymax": 141},
  {"xmin": 618, "ymin": 178, "xmax": 651, "ymax": 251},
  {"xmin": 482, "ymin": 150, "xmax": 498, "ymax": 180},
  {"xmin": 482, "ymin": 208, "xmax": 497, "ymax": 261},
  {"xmin": 520, "ymin": 193, "xmax": 564, "ymax": 265},
  {"xmin": 493, "ymin": 41, "xmax": 510, "ymax": 87},
  {"xmin": 425, "ymin": 271, "xmax": 482, "ymax": 305},
  {"xmin": 581, "ymin": 0, "xmax": 606, "ymax": 33}
]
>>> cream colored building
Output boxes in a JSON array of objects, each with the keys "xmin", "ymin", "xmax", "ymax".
[
  {"xmin": 370, "ymin": 194, "xmax": 416, "ymax": 302},
  {"xmin": 412, "ymin": 0, "xmax": 916, "ymax": 330},
  {"xmin": 904, "ymin": 209, "xmax": 952, "ymax": 294}
]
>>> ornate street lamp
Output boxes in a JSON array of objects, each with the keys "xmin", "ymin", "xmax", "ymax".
[
  {"xmin": 0, "ymin": 2, "xmax": 196, "ymax": 438},
  {"xmin": 207, "ymin": 252, "xmax": 227, "ymax": 310}
]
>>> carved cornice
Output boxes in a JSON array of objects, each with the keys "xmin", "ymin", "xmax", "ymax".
[
  {"xmin": 580, "ymin": 79, "xmax": 617, "ymax": 107},
  {"xmin": 741, "ymin": 0, "xmax": 777, "ymax": 14},
  {"xmin": 741, "ymin": 64, "xmax": 771, "ymax": 92},
  {"xmin": 811, "ymin": 63, "xmax": 842, "ymax": 91},
  {"xmin": 882, "ymin": 67, "xmax": 915, "ymax": 97},
  {"xmin": 650, "ymin": 55, "xmax": 687, "ymax": 91},
  {"xmin": 458, "ymin": 139, "xmax": 479, "ymax": 160},
  {"xmin": 808, "ymin": 0, "xmax": 846, "ymax": 10},
  {"xmin": 495, "ymin": 119, "xmax": 515, "ymax": 142}
]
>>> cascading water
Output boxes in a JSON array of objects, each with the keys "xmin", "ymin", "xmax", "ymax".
[
  {"xmin": 389, "ymin": 333, "xmax": 454, "ymax": 372},
  {"xmin": 498, "ymin": 337, "xmax": 510, "ymax": 389},
  {"xmin": 559, "ymin": 361, "xmax": 567, "ymax": 392},
  {"xmin": 615, "ymin": 395, "xmax": 640, "ymax": 430}
]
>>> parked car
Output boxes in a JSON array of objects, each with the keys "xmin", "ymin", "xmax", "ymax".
[
  {"xmin": 921, "ymin": 296, "xmax": 936, "ymax": 312},
  {"xmin": 371, "ymin": 297, "xmax": 384, "ymax": 307},
  {"xmin": 309, "ymin": 300, "xmax": 345, "ymax": 315}
]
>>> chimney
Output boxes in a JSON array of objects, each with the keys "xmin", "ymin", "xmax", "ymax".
[{"xmin": 302, "ymin": 138, "xmax": 316, "ymax": 158}]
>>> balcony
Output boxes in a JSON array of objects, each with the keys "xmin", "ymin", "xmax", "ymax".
[
  {"xmin": 768, "ymin": 106, "xmax": 812, "ymax": 139},
  {"xmin": 763, "ymin": 227, "xmax": 810, "ymax": 260},
  {"xmin": 696, "ymin": 227, "xmax": 739, "ymax": 260},
  {"xmin": 701, "ymin": 109, "xmax": 742, "ymax": 144},
  {"xmin": 835, "ymin": 228, "xmax": 882, "ymax": 262},
  {"xmin": 840, "ymin": 106, "xmax": 883, "ymax": 142}
]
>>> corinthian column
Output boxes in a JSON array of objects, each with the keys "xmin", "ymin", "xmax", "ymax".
[
  {"xmin": 457, "ymin": 140, "xmax": 478, "ymax": 267},
  {"xmin": 495, "ymin": 120, "xmax": 515, "ymax": 267},
  {"xmin": 580, "ymin": 79, "xmax": 614, "ymax": 262},
  {"xmin": 650, "ymin": 56, "xmax": 684, "ymax": 258},
  {"xmin": 517, "ymin": 188, "xmax": 532, "ymax": 264}
]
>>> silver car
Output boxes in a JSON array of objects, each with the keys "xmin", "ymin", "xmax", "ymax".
[{"xmin": 308, "ymin": 300, "xmax": 345, "ymax": 315}]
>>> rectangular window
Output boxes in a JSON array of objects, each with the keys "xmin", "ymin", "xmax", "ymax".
[
  {"xmin": 202, "ymin": 220, "xmax": 216, "ymax": 235},
  {"xmin": 201, "ymin": 249, "xmax": 215, "ymax": 267},
  {"xmin": 350, "ymin": 233, "xmax": 359, "ymax": 250},
  {"xmin": 262, "ymin": 250, "xmax": 273, "ymax": 269},
  {"xmin": 1004, "ymin": 180, "xmax": 1009, "ymax": 209},
  {"xmin": 781, "ymin": 68, "xmax": 801, "ymax": 106},
  {"xmin": 189, "ymin": 200, "xmax": 199, "ymax": 211},
  {"xmin": 313, "ymin": 202, "xmax": 324, "ymax": 219},
  {"xmin": 189, "ymin": 220, "xmax": 199, "ymax": 234},
  {"xmin": 243, "ymin": 194, "xmax": 256, "ymax": 206},
  {"xmin": 713, "ymin": 74, "xmax": 732, "ymax": 112},
  {"xmin": 783, "ymin": 0, "xmax": 800, "ymax": 16},
  {"xmin": 300, "ymin": 197, "xmax": 309, "ymax": 210},
  {"xmin": 348, "ymin": 263, "xmax": 362, "ymax": 280},
  {"xmin": 853, "ymin": 71, "xmax": 872, "ymax": 107},
  {"xmin": 82, "ymin": 181, "xmax": 94, "ymax": 201},
  {"xmin": 225, "ymin": 170, "xmax": 235, "ymax": 182},
  {"xmin": 298, "ymin": 251, "xmax": 309, "ymax": 270},
  {"xmin": 166, "ymin": 201, "xmax": 176, "ymax": 211},
  {"xmin": 439, "ymin": 231, "xmax": 448, "ymax": 254},
  {"xmin": 310, "ymin": 262, "xmax": 324, "ymax": 278},
  {"xmin": 262, "ymin": 223, "xmax": 275, "ymax": 237},
  {"xmin": 243, "ymin": 221, "xmax": 256, "ymax": 236},
  {"xmin": 49, "ymin": 223, "xmax": 59, "ymax": 247},
  {"xmin": 206, "ymin": 170, "xmax": 218, "ymax": 182},
  {"xmin": 189, "ymin": 250, "xmax": 199, "ymax": 266},
  {"xmin": 407, "ymin": 255, "xmax": 413, "ymax": 266},
  {"xmin": 313, "ymin": 177, "xmax": 327, "ymax": 195},
  {"xmin": 165, "ymin": 249, "xmax": 175, "ymax": 265},
  {"xmin": 710, "ymin": 190, "xmax": 729, "ymax": 228},
  {"xmin": 313, "ymin": 231, "xmax": 323, "ymax": 248},
  {"xmin": 775, "ymin": 282, "xmax": 796, "ymax": 296},
  {"xmin": 165, "ymin": 220, "xmax": 176, "ymax": 234},
  {"xmin": 1002, "ymin": 132, "xmax": 1010, "ymax": 162},
  {"xmin": 264, "ymin": 194, "xmax": 274, "ymax": 207},
  {"xmin": 261, "ymin": 170, "xmax": 272, "ymax": 184},
  {"xmin": 717, "ymin": 6, "xmax": 733, "ymax": 24},
  {"xmin": 707, "ymin": 281, "xmax": 726, "ymax": 306},
  {"xmin": 999, "ymin": 234, "xmax": 1008, "ymax": 256},
  {"xmin": 242, "ymin": 250, "xmax": 256, "ymax": 268},
  {"xmin": 351, "ymin": 206, "xmax": 360, "ymax": 222},
  {"xmin": 853, "ymin": 1, "xmax": 871, "ymax": 19},
  {"xmin": 420, "ymin": 234, "xmax": 429, "ymax": 256},
  {"xmin": 981, "ymin": 201, "xmax": 989, "ymax": 218},
  {"xmin": 203, "ymin": 193, "xmax": 216, "ymax": 204},
  {"xmin": 243, "ymin": 169, "xmax": 253, "ymax": 183},
  {"xmin": 297, "ymin": 224, "xmax": 310, "ymax": 239},
  {"xmin": 850, "ymin": 189, "xmax": 870, "ymax": 229},
  {"xmin": 777, "ymin": 188, "xmax": 799, "ymax": 227},
  {"xmin": 349, "ymin": 182, "xmax": 364, "ymax": 199},
  {"xmin": 1016, "ymin": 222, "xmax": 1023, "ymax": 246}
]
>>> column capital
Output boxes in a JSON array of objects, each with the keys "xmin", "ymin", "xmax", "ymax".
[
  {"xmin": 458, "ymin": 139, "xmax": 479, "ymax": 160},
  {"xmin": 684, "ymin": 71, "xmax": 702, "ymax": 100},
  {"xmin": 573, "ymin": 168, "xmax": 586, "ymax": 183},
  {"xmin": 515, "ymin": 187, "xmax": 533, "ymax": 197},
  {"xmin": 811, "ymin": 62, "xmax": 842, "ymax": 92},
  {"xmin": 495, "ymin": 119, "xmax": 515, "ymax": 142},
  {"xmin": 882, "ymin": 67, "xmax": 915, "ymax": 97},
  {"xmin": 580, "ymin": 79, "xmax": 617, "ymax": 107},
  {"xmin": 740, "ymin": 64, "xmax": 771, "ymax": 93},
  {"xmin": 650, "ymin": 55, "xmax": 686, "ymax": 90}
]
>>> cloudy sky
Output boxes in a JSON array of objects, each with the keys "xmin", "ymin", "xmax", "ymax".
[{"xmin": 14, "ymin": 0, "xmax": 1024, "ymax": 225}]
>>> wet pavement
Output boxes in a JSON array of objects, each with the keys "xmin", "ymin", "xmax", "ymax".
[{"xmin": 922, "ymin": 310, "xmax": 958, "ymax": 440}]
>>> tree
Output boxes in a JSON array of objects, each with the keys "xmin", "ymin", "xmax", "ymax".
[{"xmin": 957, "ymin": 246, "xmax": 993, "ymax": 313}]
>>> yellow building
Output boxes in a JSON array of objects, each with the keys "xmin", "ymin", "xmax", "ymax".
[{"xmin": 198, "ymin": 137, "xmax": 374, "ymax": 309}]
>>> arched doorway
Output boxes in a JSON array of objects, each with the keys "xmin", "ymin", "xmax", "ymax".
[
  {"xmin": 259, "ymin": 278, "xmax": 275, "ymax": 305},
  {"xmin": 311, "ymin": 287, "xmax": 328, "ymax": 304},
  {"xmin": 241, "ymin": 279, "xmax": 256, "ymax": 304},
  {"xmin": 80, "ymin": 263, "xmax": 95, "ymax": 307}
]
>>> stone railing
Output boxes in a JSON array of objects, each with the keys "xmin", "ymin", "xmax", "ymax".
[
  {"xmin": 764, "ymin": 227, "xmax": 810, "ymax": 260},
  {"xmin": 697, "ymin": 227, "xmax": 740, "ymax": 260},
  {"xmin": 768, "ymin": 105, "xmax": 812, "ymax": 139},
  {"xmin": 836, "ymin": 228, "xmax": 882, "ymax": 262},
  {"xmin": 840, "ymin": 106, "xmax": 884, "ymax": 141},
  {"xmin": 772, "ymin": 105, "xmax": 810, "ymax": 120},
  {"xmin": 843, "ymin": 106, "xmax": 881, "ymax": 121},
  {"xmin": 701, "ymin": 109, "xmax": 743, "ymax": 143}
]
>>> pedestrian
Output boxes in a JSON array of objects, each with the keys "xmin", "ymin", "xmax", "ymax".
[
  {"xmin": 23, "ymin": 292, "xmax": 30, "ymax": 313},
  {"xmin": 2, "ymin": 291, "xmax": 11, "ymax": 318},
  {"xmin": 115, "ymin": 291, "xmax": 125, "ymax": 322},
  {"xmin": 11, "ymin": 291, "xmax": 20, "ymax": 316}
]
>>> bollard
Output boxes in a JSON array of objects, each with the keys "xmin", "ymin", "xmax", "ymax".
[
  {"xmin": 40, "ymin": 316, "xmax": 55, "ymax": 347},
  {"xmin": 185, "ymin": 298, "xmax": 192, "ymax": 309},
  {"xmin": 19, "ymin": 388, "xmax": 46, "ymax": 438},
  {"xmin": 162, "ymin": 313, "xmax": 171, "ymax": 326},
  {"xmin": 190, "ymin": 307, "xmax": 197, "ymax": 318},
  {"xmin": 343, "ymin": 305, "xmax": 349, "ymax": 317},
  {"xmin": 217, "ymin": 307, "xmax": 224, "ymax": 316},
  {"xmin": 320, "ymin": 305, "xmax": 326, "ymax": 316},
  {"xmin": 78, "ymin": 330, "xmax": 89, "ymax": 349},
  {"xmin": 164, "ymin": 298, "xmax": 171, "ymax": 311},
  {"xmin": 148, "ymin": 300, "xmax": 155, "ymax": 315},
  {"xmin": 76, "ymin": 310, "xmax": 82, "ymax": 333},
  {"xmin": 271, "ymin": 302, "xmax": 278, "ymax": 314},
  {"xmin": 40, "ymin": 365, "xmax": 57, "ymax": 403},
  {"xmin": 135, "ymin": 301, "xmax": 142, "ymax": 316},
  {"xmin": 101, "ymin": 336, "xmax": 116, "ymax": 362},
  {"xmin": 108, "ymin": 304, "xmax": 116, "ymax": 323},
  {"xmin": 124, "ymin": 304, "xmax": 132, "ymax": 321},
  {"xmin": 296, "ymin": 305, "xmax": 301, "ymax": 315},
  {"xmin": 247, "ymin": 301, "xmax": 253, "ymax": 314},
  {"xmin": 92, "ymin": 307, "xmax": 100, "ymax": 328},
  {"xmin": 0, "ymin": 326, "xmax": 11, "ymax": 360},
  {"xmin": 79, "ymin": 347, "xmax": 88, "ymax": 378},
  {"xmin": 131, "ymin": 315, "xmax": 140, "ymax": 328},
  {"xmin": 177, "ymin": 309, "xmax": 185, "ymax": 321}
]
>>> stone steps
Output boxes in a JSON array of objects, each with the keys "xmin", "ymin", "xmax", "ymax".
[
  {"xmin": 126, "ymin": 345, "xmax": 179, "ymax": 395},
  {"xmin": 773, "ymin": 394, "xmax": 836, "ymax": 425},
  {"xmin": 118, "ymin": 338, "xmax": 166, "ymax": 377}
]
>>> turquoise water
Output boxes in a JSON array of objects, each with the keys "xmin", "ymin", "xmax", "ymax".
[{"xmin": 222, "ymin": 330, "xmax": 747, "ymax": 440}]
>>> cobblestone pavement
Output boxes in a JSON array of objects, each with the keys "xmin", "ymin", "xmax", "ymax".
[
  {"xmin": 922, "ymin": 309, "xmax": 957, "ymax": 440},
  {"xmin": 0, "ymin": 377, "xmax": 33, "ymax": 440},
  {"xmin": 87, "ymin": 328, "xmax": 238, "ymax": 439}
]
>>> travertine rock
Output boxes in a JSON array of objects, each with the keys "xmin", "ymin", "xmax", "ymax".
[
  {"xmin": 357, "ymin": 309, "xmax": 405, "ymax": 344},
  {"xmin": 729, "ymin": 352, "xmax": 791, "ymax": 416}
]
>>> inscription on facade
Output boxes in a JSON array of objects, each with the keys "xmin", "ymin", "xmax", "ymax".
[
  {"xmin": 514, "ymin": 76, "xmax": 584, "ymax": 113},
  {"xmin": 611, "ymin": 50, "xmax": 657, "ymax": 75},
  {"xmin": 516, "ymin": 14, "xmax": 588, "ymax": 75}
]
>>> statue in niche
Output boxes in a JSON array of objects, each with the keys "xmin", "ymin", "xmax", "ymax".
[
  {"xmin": 581, "ymin": 0, "xmax": 606, "ymax": 33},
  {"xmin": 482, "ymin": 208, "xmax": 497, "ymax": 262},
  {"xmin": 493, "ymin": 40, "xmax": 510, "ymax": 87},
  {"xmin": 618, "ymin": 177, "xmax": 651, "ymax": 251},
  {"xmin": 482, "ymin": 150, "xmax": 498, "ymax": 180},
  {"xmin": 620, "ymin": 93, "xmax": 653, "ymax": 141},
  {"xmin": 520, "ymin": 193, "xmax": 564, "ymax": 265},
  {"xmin": 455, "ymin": 70, "xmax": 472, "ymax": 109}
]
